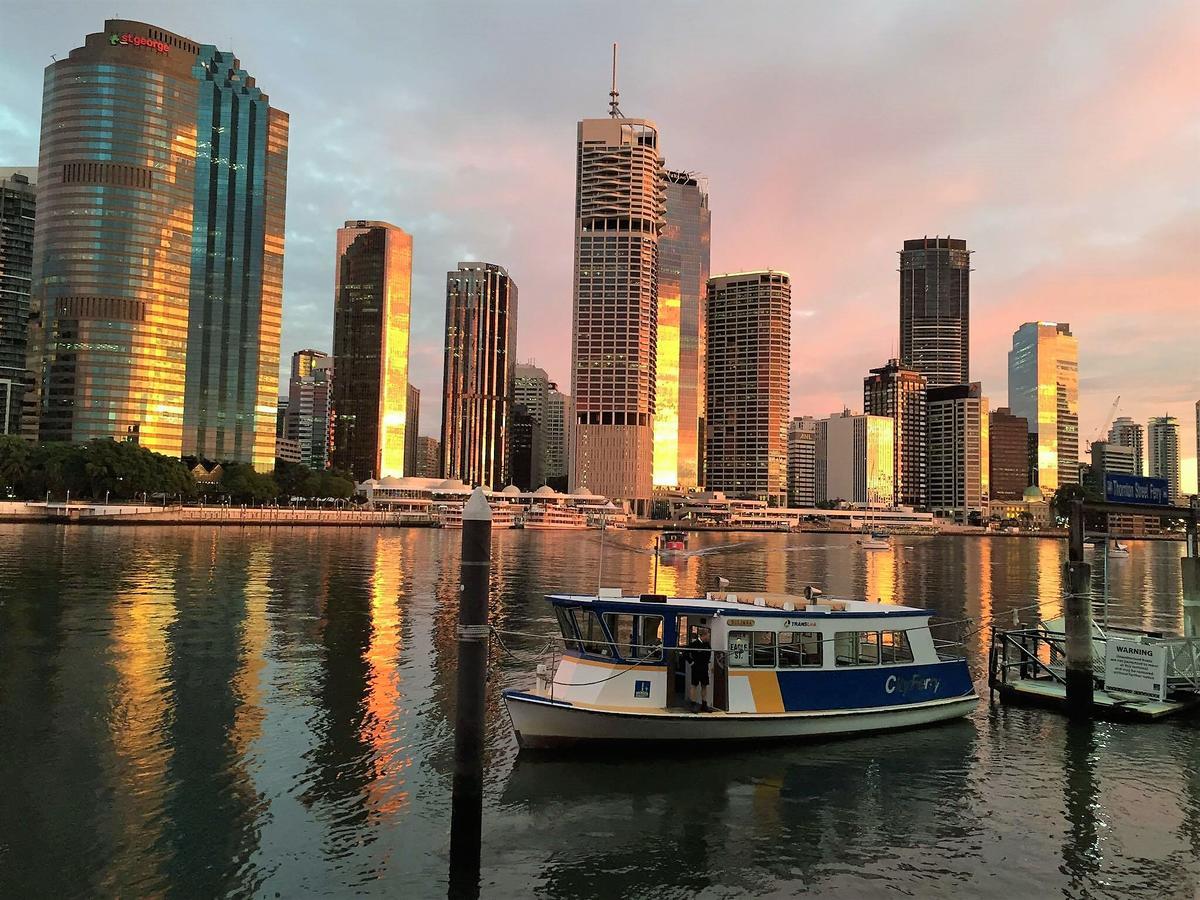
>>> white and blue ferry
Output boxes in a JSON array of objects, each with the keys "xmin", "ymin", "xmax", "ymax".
[{"xmin": 502, "ymin": 588, "xmax": 978, "ymax": 749}]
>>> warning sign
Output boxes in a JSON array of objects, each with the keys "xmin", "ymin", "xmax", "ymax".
[{"xmin": 1103, "ymin": 639, "xmax": 1167, "ymax": 701}]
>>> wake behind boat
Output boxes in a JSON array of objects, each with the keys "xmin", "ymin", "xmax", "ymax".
[{"xmin": 502, "ymin": 588, "xmax": 977, "ymax": 749}]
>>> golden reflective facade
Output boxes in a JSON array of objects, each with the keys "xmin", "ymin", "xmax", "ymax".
[
  {"xmin": 1008, "ymin": 322, "xmax": 1078, "ymax": 491},
  {"xmin": 654, "ymin": 172, "xmax": 709, "ymax": 489},
  {"xmin": 28, "ymin": 21, "xmax": 286, "ymax": 468},
  {"xmin": 331, "ymin": 221, "xmax": 412, "ymax": 481},
  {"xmin": 822, "ymin": 412, "xmax": 895, "ymax": 507}
]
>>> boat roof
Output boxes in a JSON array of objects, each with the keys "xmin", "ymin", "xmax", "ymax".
[{"xmin": 548, "ymin": 592, "xmax": 930, "ymax": 618}]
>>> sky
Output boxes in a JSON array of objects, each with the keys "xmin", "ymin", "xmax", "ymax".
[{"xmin": 1, "ymin": 1, "xmax": 1197, "ymax": 491}]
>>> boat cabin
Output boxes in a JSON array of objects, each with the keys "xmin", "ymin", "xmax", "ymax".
[{"xmin": 543, "ymin": 590, "xmax": 973, "ymax": 715}]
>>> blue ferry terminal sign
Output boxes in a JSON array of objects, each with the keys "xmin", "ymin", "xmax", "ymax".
[{"xmin": 1104, "ymin": 472, "xmax": 1170, "ymax": 506}]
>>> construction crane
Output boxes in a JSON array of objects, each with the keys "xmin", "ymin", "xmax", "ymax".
[{"xmin": 1091, "ymin": 395, "xmax": 1121, "ymax": 444}]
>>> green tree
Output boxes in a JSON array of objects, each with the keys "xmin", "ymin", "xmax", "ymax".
[
  {"xmin": 0, "ymin": 436, "xmax": 32, "ymax": 497},
  {"xmin": 219, "ymin": 461, "xmax": 278, "ymax": 503}
]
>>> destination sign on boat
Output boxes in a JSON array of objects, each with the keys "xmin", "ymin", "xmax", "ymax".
[{"xmin": 1104, "ymin": 473, "xmax": 1170, "ymax": 506}]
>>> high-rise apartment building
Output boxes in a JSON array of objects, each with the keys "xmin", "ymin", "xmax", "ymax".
[
  {"xmin": 863, "ymin": 358, "xmax": 927, "ymax": 507},
  {"xmin": 1148, "ymin": 415, "xmax": 1181, "ymax": 505},
  {"xmin": 404, "ymin": 384, "xmax": 420, "ymax": 476},
  {"xmin": 508, "ymin": 404, "xmax": 544, "ymax": 491},
  {"xmin": 441, "ymin": 262, "xmax": 517, "ymax": 489},
  {"xmin": 513, "ymin": 363, "xmax": 550, "ymax": 425},
  {"xmin": 285, "ymin": 352, "xmax": 332, "ymax": 470},
  {"xmin": 989, "ymin": 407, "xmax": 1029, "ymax": 501},
  {"xmin": 820, "ymin": 412, "xmax": 895, "ymax": 507},
  {"xmin": 546, "ymin": 386, "xmax": 573, "ymax": 488},
  {"xmin": 655, "ymin": 170, "xmax": 710, "ymax": 489},
  {"xmin": 1090, "ymin": 441, "xmax": 1135, "ymax": 481},
  {"xmin": 414, "ymin": 436, "xmax": 440, "ymax": 478},
  {"xmin": 899, "ymin": 237, "xmax": 970, "ymax": 387},
  {"xmin": 331, "ymin": 220, "xmax": 412, "ymax": 482},
  {"xmin": 704, "ymin": 271, "xmax": 791, "ymax": 505},
  {"xmin": 570, "ymin": 98, "xmax": 665, "ymax": 512},
  {"xmin": 0, "ymin": 170, "xmax": 35, "ymax": 434},
  {"xmin": 1108, "ymin": 416, "xmax": 1145, "ymax": 476},
  {"xmin": 787, "ymin": 416, "xmax": 818, "ymax": 507},
  {"xmin": 26, "ymin": 21, "xmax": 287, "ymax": 469},
  {"xmin": 927, "ymin": 383, "xmax": 989, "ymax": 521},
  {"xmin": 1008, "ymin": 322, "xmax": 1078, "ymax": 492}
]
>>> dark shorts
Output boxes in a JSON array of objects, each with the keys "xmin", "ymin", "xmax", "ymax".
[{"xmin": 690, "ymin": 666, "xmax": 709, "ymax": 686}]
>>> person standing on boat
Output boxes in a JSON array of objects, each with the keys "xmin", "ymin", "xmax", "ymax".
[{"xmin": 686, "ymin": 627, "xmax": 712, "ymax": 712}]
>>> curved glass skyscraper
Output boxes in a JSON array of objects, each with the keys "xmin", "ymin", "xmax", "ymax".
[{"xmin": 27, "ymin": 20, "xmax": 287, "ymax": 469}]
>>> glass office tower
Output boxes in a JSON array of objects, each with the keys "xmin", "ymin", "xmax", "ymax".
[
  {"xmin": 1008, "ymin": 321, "xmax": 1079, "ymax": 491},
  {"xmin": 899, "ymin": 237, "xmax": 971, "ymax": 387},
  {"xmin": 0, "ymin": 171, "xmax": 35, "ymax": 434},
  {"xmin": 27, "ymin": 20, "xmax": 287, "ymax": 468},
  {"xmin": 331, "ymin": 221, "xmax": 412, "ymax": 482}
]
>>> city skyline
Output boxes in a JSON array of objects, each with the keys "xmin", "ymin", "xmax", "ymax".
[{"xmin": 2, "ymin": 2, "xmax": 1196, "ymax": 491}]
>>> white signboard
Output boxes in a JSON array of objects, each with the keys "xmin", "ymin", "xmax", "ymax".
[{"xmin": 1104, "ymin": 639, "xmax": 1168, "ymax": 701}]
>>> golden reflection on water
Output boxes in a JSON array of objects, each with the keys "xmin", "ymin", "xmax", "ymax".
[{"xmin": 363, "ymin": 534, "xmax": 409, "ymax": 816}]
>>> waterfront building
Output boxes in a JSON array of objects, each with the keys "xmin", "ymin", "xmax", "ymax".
[
  {"xmin": 899, "ymin": 237, "xmax": 971, "ymax": 387},
  {"xmin": 821, "ymin": 411, "xmax": 895, "ymax": 508},
  {"xmin": 25, "ymin": 21, "xmax": 287, "ymax": 468},
  {"xmin": 1148, "ymin": 415, "xmax": 1181, "ymax": 505},
  {"xmin": 1108, "ymin": 416, "xmax": 1145, "ymax": 476},
  {"xmin": 927, "ymin": 383, "xmax": 989, "ymax": 522},
  {"xmin": 863, "ymin": 358, "xmax": 927, "ymax": 507},
  {"xmin": 546, "ymin": 386, "xmax": 573, "ymax": 488},
  {"xmin": 787, "ymin": 416, "xmax": 818, "ymax": 508},
  {"xmin": 667, "ymin": 492, "xmax": 935, "ymax": 531},
  {"xmin": 655, "ymin": 170, "xmax": 710, "ymax": 490},
  {"xmin": 1007, "ymin": 322, "xmax": 1079, "ymax": 492},
  {"xmin": 989, "ymin": 407, "xmax": 1029, "ymax": 501},
  {"xmin": 441, "ymin": 261, "xmax": 517, "ymax": 489},
  {"xmin": 508, "ymin": 403, "xmax": 544, "ymax": 491},
  {"xmin": 275, "ymin": 436, "xmax": 301, "ymax": 465},
  {"xmin": 285, "ymin": 353, "xmax": 332, "ymax": 470},
  {"xmin": 570, "ymin": 92, "xmax": 665, "ymax": 513},
  {"xmin": 331, "ymin": 220, "xmax": 412, "ymax": 481},
  {"xmin": 0, "ymin": 170, "xmax": 35, "ymax": 434},
  {"xmin": 1090, "ymin": 441, "xmax": 1135, "ymax": 495},
  {"xmin": 704, "ymin": 271, "xmax": 791, "ymax": 505},
  {"xmin": 404, "ymin": 384, "xmax": 420, "ymax": 476},
  {"xmin": 513, "ymin": 363, "xmax": 550, "ymax": 424},
  {"xmin": 414, "ymin": 435, "xmax": 440, "ymax": 478}
]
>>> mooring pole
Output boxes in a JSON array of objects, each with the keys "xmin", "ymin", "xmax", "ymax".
[
  {"xmin": 449, "ymin": 488, "xmax": 492, "ymax": 899},
  {"xmin": 1064, "ymin": 497, "xmax": 1093, "ymax": 718},
  {"xmin": 1182, "ymin": 500, "xmax": 1200, "ymax": 639}
]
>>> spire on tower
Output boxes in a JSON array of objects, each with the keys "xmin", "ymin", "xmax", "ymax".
[{"xmin": 608, "ymin": 42, "xmax": 623, "ymax": 118}]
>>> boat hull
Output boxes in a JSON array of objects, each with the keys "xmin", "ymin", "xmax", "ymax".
[{"xmin": 503, "ymin": 690, "xmax": 977, "ymax": 749}]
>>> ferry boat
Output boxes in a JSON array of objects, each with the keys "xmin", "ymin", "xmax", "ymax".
[
  {"xmin": 660, "ymin": 531, "xmax": 689, "ymax": 553},
  {"xmin": 502, "ymin": 588, "xmax": 978, "ymax": 749},
  {"xmin": 522, "ymin": 503, "xmax": 589, "ymax": 530},
  {"xmin": 434, "ymin": 502, "xmax": 518, "ymax": 529}
]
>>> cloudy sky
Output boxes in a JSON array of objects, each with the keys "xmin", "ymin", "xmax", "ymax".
[{"xmin": 2, "ymin": 1, "xmax": 1197, "ymax": 490}]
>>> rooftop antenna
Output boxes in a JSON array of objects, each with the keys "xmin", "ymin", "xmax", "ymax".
[{"xmin": 608, "ymin": 42, "xmax": 623, "ymax": 118}]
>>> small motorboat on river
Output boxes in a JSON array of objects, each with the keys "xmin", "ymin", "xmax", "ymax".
[{"xmin": 502, "ymin": 588, "xmax": 977, "ymax": 749}]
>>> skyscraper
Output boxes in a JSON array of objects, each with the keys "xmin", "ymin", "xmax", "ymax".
[
  {"xmin": 989, "ymin": 407, "xmax": 1029, "ymax": 501},
  {"xmin": 404, "ymin": 384, "xmax": 420, "ymax": 476},
  {"xmin": 440, "ymin": 262, "xmax": 517, "ymax": 489},
  {"xmin": 285, "ymin": 351, "xmax": 332, "ymax": 470},
  {"xmin": 546, "ymin": 386, "xmax": 573, "ymax": 489},
  {"xmin": 863, "ymin": 358, "xmax": 927, "ymax": 507},
  {"xmin": 414, "ymin": 436, "xmax": 440, "ymax": 478},
  {"xmin": 927, "ymin": 383, "xmax": 989, "ymax": 521},
  {"xmin": 655, "ymin": 170, "xmax": 710, "ymax": 490},
  {"xmin": 1008, "ymin": 322, "xmax": 1079, "ymax": 492},
  {"xmin": 26, "ymin": 21, "xmax": 287, "ymax": 468},
  {"xmin": 820, "ymin": 412, "xmax": 895, "ymax": 507},
  {"xmin": 508, "ymin": 403, "xmax": 544, "ymax": 491},
  {"xmin": 571, "ymin": 85, "xmax": 665, "ymax": 512},
  {"xmin": 331, "ymin": 220, "xmax": 412, "ymax": 482},
  {"xmin": 787, "ymin": 416, "xmax": 818, "ymax": 507},
  {"xmin": 1109, "ymin": 416, "xmax": 1145, "ymax": 476},
  {"xmin": 899, "ymin": 237, "xmax": 971, "ymax": 386},
  {"xmin": 704, "ymin": 271, "xmax": 791, "ymax": 505},
  {"xmin": 0, "ymin": 171, "xmax": 35, "ymax": 435},
  {"xmin": 1090, "ymin": 441, "xmax": 1135, "ymax": 482},
  {"xmin": 1148, "ymin": 415, "xmax": 1181, "ymax": 505}
]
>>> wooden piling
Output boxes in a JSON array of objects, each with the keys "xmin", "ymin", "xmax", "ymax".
[
  {"xmin": 1064, "ymin": 498, "xmax": 1093, "ymax": 718},
  {"xmin": 449, "ymin": 488, "xmax": 492, "ymax": 899}
]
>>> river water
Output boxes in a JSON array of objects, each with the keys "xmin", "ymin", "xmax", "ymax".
[{"xmin": 0, "ymin": 524, "xmax": 1196, "ymax": 898}]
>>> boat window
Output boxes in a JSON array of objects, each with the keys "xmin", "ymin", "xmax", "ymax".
[
  {"xmin": 555, "ymin": 606, "xmax": 581, "ymax": 651},
  {"xmin": 779, "ymin": 631, "xmax": 823, "ymax": 668},
  {"xmin": 881, "ymin": 630, "xmax": 914, "ymax": 664},
  {"xmin": 753, "ymin": 632, "xmax": 776, "ymax": 667},
  {"xmin": 569, "ymin": 608, "xmax": 613, "ymax": 657},
  {"xmin": 602, "ymin": 613, "xmax": 664, "ymax": 661},
  {"xmin": 835, "ymin": 631, "xmax": 880, "ymax": 666},
  {"xmin": 728, "ymin": 630, "xmax": 751, "ymax": 667}
]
